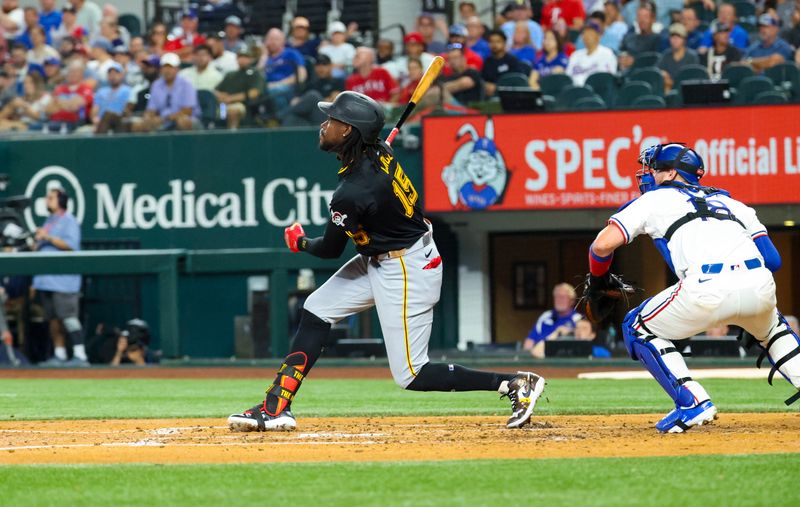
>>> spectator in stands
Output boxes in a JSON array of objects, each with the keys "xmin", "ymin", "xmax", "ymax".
[
  {"xmin": 289, "ymin": 16, "xmax": 319, "ymax": 58},
  {"xmin": 214, "ymin": 46, "xmax": 264, "ymax": 130},
  {"xmin": 442, "ymin": 43, "xmax": 482, "ymax": 105},
  {"xmin": 679, "ymin": 6, "xmax": 704, "ymax": 51},
  {"xmin": 0, "ymin": 71, "xmax": 50, "ymax": 131},
  {"xmin": 86, "ymin": 37, "xmax": 115, "ymax": 88},
  {"xmin": 131, "ymin": 52, "xmax": 199, "ymax": 132},
  {"xmin": 45, "ymin": 60, "xmax": 92, "ymax": 131},
  {"xmin": 620, "ymin": 5, "xmax": 661, "ymax": 60},
  {"xmin": 127, "ymin": 53, "xmax": 159, "ymax": 112},
  {"xmin": 0, "ymin": 69, "xmax": 17, "ymax": 106},
  {"xmin": 576, "ymin": 11, "xmax": 618, "ymax": 52},
  {"xmin": 129, "ymin": 36, "xmax": 143, "ymax": 55},
  {"xmin": 114, "ymin": 46, "xmax": 142, "ymax": 89},
  {"xmin": 447, "ymin": 24, "xmax": 484, "ymax": 70},
  {"xmin": 659, "ymin": 23, "xmax": 699, "ymax": 92},
  {"xmin": 700, "ymin": 22, "xmax": 742, "ymax": 80},
  {"xmin": 502, "ymin": 2, "xmax": 544, "ymax": 51},
  {"xmin": 778, "ymin": 0, "xmax": 799, "ymax": 29},
  {"xmin": 263, "ymin": 28, "xmax": 306, "ymax": 115},
  {"xmin": 376, "ymin": 38, "xmax": 395, "ymax": 66},
  {"xmin": 90, "ymin": 62, "xmax": 130, "ymax": 133},
  {"xmin": 530, "ymin": 29, "xmax": 569, "ymax": 89},
  {"xmin": 541, "ymin": 0, "xmax": 586, "ymax": 30},
  {"xmin": 465, "ymin": 16, "xmax": 490, "ymax": 59},
  {"xmin": 481, "ymin": 29, "xmax": 528, "ymax": 96},
  {"xmin": 781, "ymin": 4, "xmax": 800, "ymax": 49},
  {"xmin": 179, "ymin": 44, "xmax": 223, "ymax": 92},
  {"xmin": 146, "ymin": 22, "xmax": 167, "ymax": 56},
  {"xmin": 510, "ymin": 20, "xmax": 538, "ymax": 65},
  {"xmin": 16, "ymin": 7, "xmax": 46, "ymax": 50},
  {"xmin": 51, "ymin": 4, "xmax": 84, "ymax": 49},
  {"xmin": 281, "ymin": 53, "xmax": 342, "ymax": 127},
  {"xmin": 566, "ymin": 20, "xmax": 617, "ymax": 86},
  {"xmin": 417, "ymin": 12, "xmax": 447, "ymax": 54},
  {"xmin": 32, "ymin": 186, "xmax": 87, "ymax": 366},
  {"xmin": 206, "ymin": 32, "xmax": 238, "ymax": 74},
  {"xmin": 164, "ymin": 10, "xmax": 206, "ymax": 62},
  {"xmin": 745, "ymin": 13, "xmax": 795, "ymax": 72},
  {"xmin": 98, "ymin": 16, "xmax": 127, "ymax": 49},
  {"xmin": 38, "ymin": 0, "xmax": 62, "ymax": 37},
  {"xmin": 699, "ymin": 2, "xmax": 750, "ymax": 52},
  {"xmin": 345, "ymin": 46, "xmax": 398, "ymax": 105},
  {"xmin": 72, "ymin": 0, "xmax": 101, "ymax": 37},
  {"xmin": 458, "ymin": 1, "xmax": 477, "ymax": 23},
  {"xmin": 0, "ymin": 0, "xmax": 24, "ymax": 42},
  {"xmin": 318, "ymin": 21, "xmax": 356, "ymax": 79},
  {"xmin": 553, "ymin": 18, "xmax": 577, "ymax": 56},
  {"xmin": 650, "ymin": 0, "xmax": 682, "ymax": 29},
  {"xmin": 26, "ymin": 26, "xmax": 59, "ymax": 66},
  {"xmin": 601, "ymin": 1, "xmax": 629, "ymax": 53},
  {"xmin": 392, "ymin": 32, "xmax": 435, "ymax": 85},
  {"xmin": 223, "ymin": 15, "xmax": 246, "ymax": 54},
  {"xmin": 524, "ymin": 282, "xmax": 583, "ymax": 359},
  {"xmin": 398, "ymin": 57, "xmax": 425, "ymax": 104},
  {"xmin": 42, "ymin": 56, "xmax": 62, "ymax": 90}
]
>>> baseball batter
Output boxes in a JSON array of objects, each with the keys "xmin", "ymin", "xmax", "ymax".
[
  {"xmin": 228, "ymin": 91, "xmax": 544, "ymax": 432},
  {"xmin": 588, "ymin": 143, "xmax": 800, "ymax": 433}
]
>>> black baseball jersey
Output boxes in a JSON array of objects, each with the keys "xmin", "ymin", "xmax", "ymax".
[{"xmin": 301, "ymin": 150, "xmax": 429, "ymax": 258}]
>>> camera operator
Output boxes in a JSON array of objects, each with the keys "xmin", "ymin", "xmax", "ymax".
[
  {"xmin": 33, "ymin": 186, "xmax": 87, "ymax": 367},
  {"xmin": 111, "ymin": 319, "xmax": 158, "ymax": 366}
]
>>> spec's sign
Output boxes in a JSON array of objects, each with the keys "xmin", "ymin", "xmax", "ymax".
[{"xmin": 422, "ymin": 105, "xmax": 800, "ymax": 212}]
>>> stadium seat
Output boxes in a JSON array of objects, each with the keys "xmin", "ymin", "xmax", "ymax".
[
  {"xmin": 556, "ymin": 85, "xmax": 596, "ymax": 110},
  {"xmin": 665, "ymin": 89, "xmax": 682, "ymax": 107},
  {"xmin": 627, "ymin": 67, "xmax": 665, "ymax": 96},
  {"xmin": 721, "ymin": 64, "xmax": 754, "ymax": 90},
  {"xmin": 197, "ymin": 90, "xmax": 222, "ymax": 128},
  {"xmin": 675, "ymin": 64, "xmax": 710, "ymax": 87},
  {"xmin": 753, "ymin": 90, "xmax": 788, "ymax": 104},
  {"xmin": 497, "ymin": 72, "xmax": 531, "ymax": 88},
  {"xmin": 539, "ymin": 73, "xmax": 572, "ymax": 97},
  {"xmin": 568, "ymin": 28, "xmax": 580, "ymax": 43},
  {"xmin": 734, "ymin": 1, "xmax": 757, "ymax": 23},
  {"xmin": 736, "ymin": 75, "xmax": 776, "ymax": 104},
  {"xmin": 692, "ymin": 3, "xmax": 716, "ymax": 22},
  {"xmin": 764, "ymin": 63, "xmax": 800, "ymax": 99},
  {"xmin": 631, "ymin": 94, "xmax": 667, "ymax": 109},
  {"xmin": 632, "ymin": 52, "xmax": 660, "ymax": 69},
  {"xmin": 615, "ymin": 81, "xmax": 653, "ymax": 108},
  {"xmin": 585, "ymin": 72, "xmax": 618, "ymax": 106},
  {"xmin": 573, "ymin": 95, "xmax": 606, "ymax": 110},
  {"xmin": 118, "ymin": 13, "xmax": 142, "ymax": 37}
]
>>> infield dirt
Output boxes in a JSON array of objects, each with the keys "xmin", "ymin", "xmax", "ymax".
[{"xmin": 1, "ymin": 413, "xmax": 798, "ymax": 465}]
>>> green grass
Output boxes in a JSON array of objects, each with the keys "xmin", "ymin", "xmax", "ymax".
[
  {"xmin": 0, "ymin": 378, "xmax": 796, "ymax": 421},
  {"xmin": 1, "ymin": 454, "xmax": 799, "ymax": 506}
]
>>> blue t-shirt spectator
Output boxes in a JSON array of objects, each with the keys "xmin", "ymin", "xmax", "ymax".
[
  {"xmin": 744, "ymin": 37, "xmax": 794, "ymax": 61},
  {"xmin": 533, "ymin": 51, "xmax": 569, "ymax": 76},
  {"xmin": 147, "ymin": 75, "xmax": 199, "ymax": 118},
  {"xmin": 526, "ymin": 309, "xmax": 583, "ymax": 344},
  {"xmin": 265, "ymin": 47, "xmax": 304, "ymax": 83},
  {"xmin": 39, "ymin": 10, "xmax": 62, "ymax": 35},
  {"xmin": 16, "ymin": 29, "xmax": 52, "ymax": 50},
  {"xmin": 32, "ymin": 212, "xmax": 82, "ymax": 294},
  {"xmin": 502, "ymin": 20, "xmax": 544, "ymax": 51},
  {"xmin": 511, "ymin": 45, "xmax": 537, "ymax": 65},
  {"xmin": 699, "ymin": 24, "xmax": 749, "ymax": 50},
  {"xmin": 94, "ymin": 83, "xmax": 132, "ymax": 116},
  {"xmin": 469, "ymin": 38, "xmax": 491, "ymax": 59}
]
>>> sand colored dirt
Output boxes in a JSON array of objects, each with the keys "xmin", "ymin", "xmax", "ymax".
[{"xmin": 1, "ymin": 413, "xmax": 798, "ymax": 465}]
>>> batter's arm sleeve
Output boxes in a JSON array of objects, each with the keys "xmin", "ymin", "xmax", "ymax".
[{"xmin": 300, "ymin": 221, "xmax": 349, "ymax": 259}]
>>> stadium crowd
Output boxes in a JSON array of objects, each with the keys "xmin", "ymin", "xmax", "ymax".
[{"xmin": 0, "ymin": 0, "xmax": 795, "ymax": 132}]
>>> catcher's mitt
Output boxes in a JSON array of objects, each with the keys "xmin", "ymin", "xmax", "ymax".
[{"xmin": 578, "ymin": 272, "xmax": 640, "ymax": 324}]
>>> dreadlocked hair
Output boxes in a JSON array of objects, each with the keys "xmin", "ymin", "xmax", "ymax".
[{"xmin": 338, "ymin": 128, "xmax": 392, "ymax": 170}]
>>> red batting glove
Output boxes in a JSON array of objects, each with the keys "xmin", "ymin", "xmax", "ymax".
[{"xmin": 284, "ymin": 223, "xmax": 305, "ymax": 253}]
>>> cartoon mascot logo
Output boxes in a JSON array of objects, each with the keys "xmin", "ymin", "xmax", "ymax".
[{"xmin": 441, "ymin": 117, "xmax": 508, "ymax": 210}]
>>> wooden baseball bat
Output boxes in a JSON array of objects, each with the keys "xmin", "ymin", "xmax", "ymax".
[{"xmin": 386, "ymin": 55, "xmax": 445, "ymax": 146}]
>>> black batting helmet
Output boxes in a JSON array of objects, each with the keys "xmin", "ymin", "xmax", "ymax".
[{"xmin": 318, "ymin": 91, "xmax": 385, "ymax": 144}]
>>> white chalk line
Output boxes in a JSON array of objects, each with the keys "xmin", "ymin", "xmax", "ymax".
[{"xmin": 0, "ymin": 440, "xmax": 383, "ymax": 452}]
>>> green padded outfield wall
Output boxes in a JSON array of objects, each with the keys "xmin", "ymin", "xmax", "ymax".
[{"xmin": 0, "ymin": 128, "xmax": 459, "ymax": 356}]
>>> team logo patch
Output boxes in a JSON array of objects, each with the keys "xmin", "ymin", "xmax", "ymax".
[{"xmin": 331, "ymin": 211, "xmax": 348, "ymax": 227}]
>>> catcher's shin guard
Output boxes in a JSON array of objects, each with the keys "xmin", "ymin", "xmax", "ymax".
[
  {"xmin": 622, "ymin": 304, "xmax": 709, "ymax": 408},
  {"xmin": 745, "ymin": 313, "xmax": 800, "ymax": 406},
  {"xmin": 265, "ymin": 352, "xmax": 308, "ymax": 416}
]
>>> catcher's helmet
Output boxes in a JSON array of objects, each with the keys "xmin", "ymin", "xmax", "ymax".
[
  {"xmin": 636, "ymin": 143, "xmax": 705, "ymax": 193},
  {"xmin": 318, "ymin": 91, "xmax": 385, "ymax": 144}
]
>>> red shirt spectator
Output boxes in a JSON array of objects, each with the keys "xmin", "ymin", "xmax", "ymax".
[
  {"xmin": 163, "ymin": 10, "xmax": 207, "ymax": 60},
  {"xmin": 346, "ymin": 46, "xmax": 398, "ymax": 103},
  {"xmin": 541, "ymin": 0, "xmax": 585, "ymax": 30},
  {"xmin": 49, "ymin": 62, "xmax": 93, "ymax": 123}
]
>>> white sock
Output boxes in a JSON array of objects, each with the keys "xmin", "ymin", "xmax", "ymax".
[
  {"xmin": 72, "ymin": 344, "xmax": 87, "ymax": 361},
  {"xmin": 54, "ymin": 346, "xmax": 67, "ymax": 360}
]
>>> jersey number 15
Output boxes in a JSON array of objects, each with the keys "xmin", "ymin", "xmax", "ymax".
[{"xmin": 392, "ymin": 164, "xmax": 418, "ymax": 218}]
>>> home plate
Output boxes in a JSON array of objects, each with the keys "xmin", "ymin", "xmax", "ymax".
[{"xmin": 578, "ymin": 368, "xmax": 768, "ymax": 380}]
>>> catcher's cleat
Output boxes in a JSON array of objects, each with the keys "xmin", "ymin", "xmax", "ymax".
[
  {"xmin": 655, "ymin": 400, "xmax": 717, "ymax": 433},
  {"xmin": 499, "ymin": 372, "xmax": 545, "ymax": 429},
  {"xmin": 228, "ymin": 401, "xmax": 297, "ymax": 432}
]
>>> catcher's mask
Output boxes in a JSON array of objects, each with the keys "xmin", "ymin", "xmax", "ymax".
[{"xmin": 636, "ymin": 143, "xmax": 705, "ymax": 194}]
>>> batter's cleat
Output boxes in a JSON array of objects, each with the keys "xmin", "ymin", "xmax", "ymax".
[
  {"xmin": 499, "ymin": 371, "xmax": 546, "ymax": 429},
  {"xmin": 227, "ymin": 401, "xmax": 296, "ymax": 432},
  {"xmin": 656, "ymin": 400, "xmax": 718, "ymax": 433}
]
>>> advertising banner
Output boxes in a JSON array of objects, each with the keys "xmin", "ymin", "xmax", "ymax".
[{"xmin": 422, "ymin": 105, "xmax": 800, "ymax": 212}]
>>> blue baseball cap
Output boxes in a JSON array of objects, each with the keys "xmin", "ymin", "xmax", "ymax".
[
  {"xmin": 43, "ymin": 56, "xmax": 61, "ymax": 66},
  {"xmin": 91, "ymin": 37, "xmax": 113, "ymax": 52},
  {"xmin": 449, "ymin": 24, "xmax": 468, "ymax": 37},
  {"xmin": 758, "ymin": 14, "xmax": 780, "ymax": 27},
  {"xmin": 107, "ymin": 62, "xmax": 124, "ymax": 73}
]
